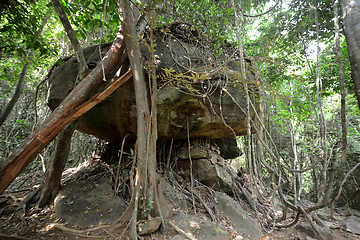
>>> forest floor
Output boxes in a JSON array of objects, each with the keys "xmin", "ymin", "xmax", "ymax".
[{"xmin": 1, "ymin": 159, "xmax": 359, "ymax": 240}]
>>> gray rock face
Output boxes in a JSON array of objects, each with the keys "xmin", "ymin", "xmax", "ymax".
[
  {"xmin": 47, "ymin": 43, "xmax": 113, "ymax": 109},
  {"xmin": 194, "ymin": 159, "xmax": 233, "ymax": 192},
  {"xmin": 47, "ymin": 29, "xmax": 259, "ymax": 143},
  {"xmin": 340, "ymin": 215, "xmax": 360, "ymax": 235},
  {"xmin": 160, "ymin": 177, "xmax": 189, "ymax": 211},
  {"xmin": 296, "ymin": 223, "xmax": 334, "ymax": 240},
  {"xmin": 176, "ymin": 141, "xmax": 234, "ymax": 192},
  {"xmin": 215, "ymin": 192, "xmax": 263, "ymax": 239}
]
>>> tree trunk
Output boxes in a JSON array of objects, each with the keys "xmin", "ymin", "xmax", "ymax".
[
  {"xmin": 0, "ymin": 62, "xmax": 29, "ymax": 126},
  {"xmin": 289, "ymin": 81, "xmax": 301, "ymax": 203},
  {"xmin": 339, "ymin": 0, "xmax": 360, "ymax": 110},
  {"xmin": 0, "ymin": 36, "xmax": 129, "ymax": 195},
  {"xmin": 312, "ymin": 4, "xmax": 328, "ymax": 204},
  {"xmin": 113, "ymin": 1, "xmax": 166, "ymax": 239},
  {"xmin": 22, "ymin": 124, "xmax": 75, "ymax": 208},
  {"xmin": 333, "ymin": 0, "xmax": 347, "ymax": 192}
]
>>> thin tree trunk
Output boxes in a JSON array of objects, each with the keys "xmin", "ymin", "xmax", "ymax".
[
  {"xmin": 231, "ymin": 0, "xmax": 250, "ymax": 166},
  {"xmin": 51, "ymin": 0, "xmax": 87, "ymax": 80},
  {"xmin": 0, "ymin": 14, "xmax": 49, "ymax": 127},
  {"xmin": 253, "ymin": 61, "xmax": 264, "ymax": 177},
  {"xmin": 0, "ymin": 36, "xmax": 128, "ymax": 195},
  {"xmin": 232, "ymin": 0, "xmax": 260, "ymax": 206},
  {"xmin": 312, "ymin": 4, "xmax": 328, "ymax": 203},
  {"xmin": 0, "ymin": 62, "xmax": 29, "ymax": 126},
  {"xmin": 113, "ymin": 2, "xmax": 169, "ymax": 238},
  {"xmin": 37, "ymin": 124, "xmax": 75, "ymax": 207},
  {"xmin": 289, "ymin": 81, "xmax": 300, "ymax": 203},
  {"xmin": 333, "ymin": 0, "xmax": 347, "ymax": 187},
  {"xmin": 339, "ymin": 0, "xmax": 360, "ymax": 110}
]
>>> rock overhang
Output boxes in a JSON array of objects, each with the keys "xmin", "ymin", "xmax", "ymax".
[{"xmin": 47, "ymin": 24, "xmax": 259, "ymax": 143}]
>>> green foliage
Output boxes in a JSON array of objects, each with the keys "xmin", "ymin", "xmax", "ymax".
[
  {"xmin": 0, "ymin": 0, "xmax": 51, "ymax": 57},
  {"xmin": 60, "ymin": 0, "xmax": 120, "ymax": 44},
  {"xmin": 319, "ymin": 39, "xmax": 352, "ymax": 95}
]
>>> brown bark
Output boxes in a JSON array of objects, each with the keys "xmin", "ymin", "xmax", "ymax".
[
  {"xmin": 121, "ymin": 1, "xmax": 153, "ymax": 238},
  {"xmin": 115, "ymin": 1, "xmax": 165, "ymax": 239},
  {"xmin": 37, "ymin": 124, "xmax": 75, "ymax": 207},
  {"xmin": 0, "ymin": 36, "xmax": 129, "ymax": 195}
]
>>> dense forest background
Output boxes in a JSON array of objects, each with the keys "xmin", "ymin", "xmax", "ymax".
[{"xmin": 1, "ymin": 0, "xmax": 360, "ymax": 234}]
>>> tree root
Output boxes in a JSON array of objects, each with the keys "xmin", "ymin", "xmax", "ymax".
[
  {"xmin": 110, "ymin": 174, "xmax": 170, "ymax": 239},
  {"xmin": 299, "ymin": 206, "xmax": 326, "ymax": 240},
  {"xmin": 0, "ymin": 233, "xmax": 32, "ymax": 240},
  {"xmin": 51, "ymin": 224, "xmax": 107, "ymax": 238},
  {"xmin": 276, "ymin": 212, "xmax": 300, "ymax": 228},
  {"xmin": 191, "ymin": 188, "xmax": 217, "ymax": 222},
  {"xmin": 19, "ymin": 175, "xmax": 62, "ymax": 212},
  {"xmin": 19, "ymin": 124, "xmax": 75, "ymax": 212}
]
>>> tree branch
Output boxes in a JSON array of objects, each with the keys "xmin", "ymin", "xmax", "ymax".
[
  {"xmin": 51, "ymin": 0, "xmax": 87, "ymax": 80},
  {"xmin": 243, "ymin": 0, "xmax": 281, "ymax": 18}
]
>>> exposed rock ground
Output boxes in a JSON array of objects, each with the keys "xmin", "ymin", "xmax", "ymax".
[
  {"xmin": 54, "ymin": 178, "xmax": 127, "ymax": 227},
  {"xmin": 1, "ymin": 158, "xmax": 359, "ymax": 240}
]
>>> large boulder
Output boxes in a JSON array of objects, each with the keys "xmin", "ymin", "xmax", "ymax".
[{"xmin": 47, "ymin": 24, "xmax": 259, "ymax": 143}]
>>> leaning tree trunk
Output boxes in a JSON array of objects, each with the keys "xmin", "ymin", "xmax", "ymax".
[
  {"xmin": 22, "ymin": 124, "xmax": 75, "ymax": 208},
  {"xmin": 339, "ymin": 0, "xmax": 360, "ymax": 110},
  {"xmin": 0, "ymin": 35, "xmax": 129, "ymax": 195}
]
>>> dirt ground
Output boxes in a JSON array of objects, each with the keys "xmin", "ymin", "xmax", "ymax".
[{"xmin": 1, "ymin": 163, "xmax": 359, "ymax": 240}]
